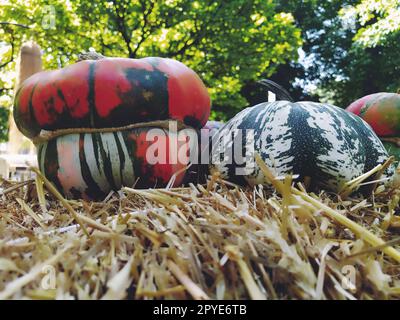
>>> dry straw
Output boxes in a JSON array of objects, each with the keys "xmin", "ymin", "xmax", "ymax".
[{"xmin": 0, "ymin": 159, "xmax": 399, "ymax": 299}]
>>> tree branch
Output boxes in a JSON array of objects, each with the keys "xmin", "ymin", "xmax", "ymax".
[
  {"xmin": 171, "ymin": 37, "xmax": 196, "ymax": 57},
  {"xmin": 165, "ymin": 0, "xmax": 226, "ymax": 59},
  {"xmin": 168, "ymin": 19, "xmax": 203, "ymax": 58},
  {"xmin": 0, "ymin": 22, "xmax": 30, "ymax": 29},
  {"xmin": 112, "ymin": 0, "xmax": 134, "ymax": 57},
  {"xmin": 99, "ymin": 33, "xmax": 113, "ymax": 53},
  {"xmin": 0, "ymin": 32, "xmax": 15, "ymax": 70},
  {"xmin": 131, "ymin": 0, "xmax": 155, "ymax": 58}
]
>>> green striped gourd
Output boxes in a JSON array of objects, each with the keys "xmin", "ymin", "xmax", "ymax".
[
  {"xmin": 37, "ymin": 127, "xmax": 194, "ymax": 199},
  {"xmin": 211, "ymin": 81, "xmax": 395, "ymax": 194}
]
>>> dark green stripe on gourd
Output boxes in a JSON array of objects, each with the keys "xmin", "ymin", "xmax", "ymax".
[
  {"xmin": 96, "ymin": 132, "xmax": 118, "ymax": 191},
  {"xmin": 88, "ymin": 62, "xmax": 96, "ymax": 127},
  {"xmin": 120, "ymin": 130, "xmax": 138, "ymax": 185},
  {"xmin": 41, "ymin": 138, "xmax": 64, "ymax": 194},
  {"xmin": 113, "ymin": 132, "xmax": 126, "ymax": 186},
  {"xmin": 78, "ymin": 133, "xmax": 106, "ymax": 199},
  {"xmin": 211, "ymin": 99, "xmax": 394, "ymax": 194}
]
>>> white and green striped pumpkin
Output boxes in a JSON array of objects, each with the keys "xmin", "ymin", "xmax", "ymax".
[
  {"xmin": 37, "ymin": 127, "xmax": 194, "ymax": 200},
  {"xmin": 210, "ymin": 81, "xmax": 395, "ymax": 193}
]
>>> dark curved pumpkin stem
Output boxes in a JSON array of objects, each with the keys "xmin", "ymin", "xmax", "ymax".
[{"xmin": 257, "ymin": 79, "xmax": 294, "ymax": 102}]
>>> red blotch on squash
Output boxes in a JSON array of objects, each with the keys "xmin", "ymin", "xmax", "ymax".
[
  {"xmin": 32, "ymin": 71, "xmax": 61, "ymax": 125},
  {"xmin": 94, "ymin": 59, "xmax": 132, "ymax": 118},
  {"xmin": 346, "ymin": 92, "xmax": 400, "ymax": 136},
  {"xmin": 151, "ymin": 58, "xmax": 211, "ymax": 127},
  {"xmin": 93, "ymin": 58, "xmax": 155, "ymax": 118},
  {"xmin": 58, "ymin": 61, "xmax": 90, "ymax": 118},
  {"xmin": 132, "ymin": 129, "xmax": 189, "ymax": 187},
  {"xmin": 346, "ymin": 93, "xmax": 380, "ymax": 116}
]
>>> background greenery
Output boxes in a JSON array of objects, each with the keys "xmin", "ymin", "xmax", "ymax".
[{"xmin": 1, "ymin": 0, "xmax": 399, "ymax": 141}]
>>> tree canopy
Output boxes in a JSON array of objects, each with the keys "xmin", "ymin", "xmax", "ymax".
[
  {"xmin": 0, "ymin": 0, "xmax": 301, "ymax": 121},
  {"xmin": 268, "ymin": 0, "xmax": 400, "ymax": 107},
  {"xmin": 0, "ymin": 0, "xmax": 399, "ymax": 141}
]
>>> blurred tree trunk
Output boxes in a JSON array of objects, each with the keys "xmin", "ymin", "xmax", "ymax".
[{"xmin": 8, "ymin": 41, "xmax": 42, "ymax": 154}]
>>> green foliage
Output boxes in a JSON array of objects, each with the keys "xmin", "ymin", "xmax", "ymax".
[
  {"xmin": 332, "ymin": 33, "xmax": 400, "ymax": 107},
  {"xmin": 270, "ymin": 0, "xmax": 400, "ymax": 108},
  {"xmin": 0, "ymin": 0, "xmax": 302, "ymax": 126},
  {"xmin": 340, "ymin": 0, "xmax": 400, "ymax": 47},
  {"xmin": 1, "ymin": 0, "xmax": 399, "ymax": 134},
  {"xmin": 0, "ymin": 107, "xmax": 9, "ymax": 141}
]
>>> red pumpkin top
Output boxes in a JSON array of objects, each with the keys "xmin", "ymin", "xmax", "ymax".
[
  {"xmin": 346, "ymin": 92, "xmax": 400, "ymax": 136},
  {"xmin": 14, "ymin": 57, "xmax": 211, "ymax": 138}
]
